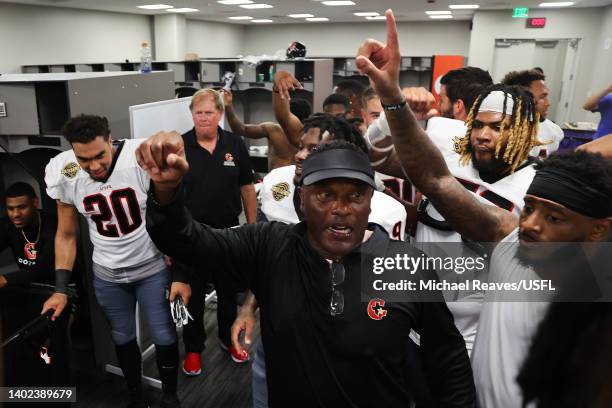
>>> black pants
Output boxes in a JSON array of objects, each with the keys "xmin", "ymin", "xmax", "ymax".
[{"xmin": 183, "ymin": 267, "xmax": 238, "ymax": 353}]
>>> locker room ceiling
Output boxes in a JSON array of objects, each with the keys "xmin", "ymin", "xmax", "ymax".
[{"xmin": 2, "ymin": 0, "xmax": 611, "ymax": 23}]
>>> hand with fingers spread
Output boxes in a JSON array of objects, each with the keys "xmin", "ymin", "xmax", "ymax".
[
  {"xmin": 402, "ymin": 87, "xmax": 439, "ymax": 120},
  {"xmin": 356, "ymin": 9, "xmax": 403, "ymax": 104},
  {"xmin": 135, "ymin": 131, "xmax": 189, "ymax": 203},
  {"xmin": 273, "ymin": 70, "xmax": 303, "ymax": 100}
]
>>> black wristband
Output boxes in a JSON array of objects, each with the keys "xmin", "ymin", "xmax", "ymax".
[
  {"xmin": 381, "ymin": 98, "xmax": 407, "ymax": 112},
  {"xmin": 55, "ymin": 269, "xmax": 71, "ymax": 294}
]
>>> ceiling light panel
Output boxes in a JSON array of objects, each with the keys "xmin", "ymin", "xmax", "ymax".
[
  {"xmin": 366, "ymin": 16, "xmax": 386, "ymax": 20},
  {"xmin": 539, "ymin": 2, "xmax": 574, "ymax": 6},
  {"xmin": 217, "ymin": 0, "xmax": 253, "ymax": 4},
  {"xmin": 240, "ymin": 3, "xmax": 273, "ymax": 9},
  {"xmin": 288, "ymin": 13, "xmax": 314, "ymax": 18},
  {"xmin": 138, "ymin": 4, "xmax": 173, "ymax": 9},
  {"xmin": 429, "ymin": 15, "xmax": 453, "ymax": 19},
  {"xmin": 229, "ymin": 15, "xmax": 253, "ymax": 19},
  {"xmin": 449, "ymin": 4, "xmax": 479, "ymax": 9},
  {"xmin": 167, "ymin": 8, "xmax": 199, "ymax": 12},
  {"xmin": 354, "ymin": 12, "xmax": 379, "ymax": 17},
  {"xmin": 306, "ymin": 17, "xmax": 330, "ymax": 21},
  {"xmin": 321, "ymin": 1, "xmax": 356, "ymax": 6},
  {"xmin": 426, "ymin": 11, "xmax": 452, "ymax": 15}
]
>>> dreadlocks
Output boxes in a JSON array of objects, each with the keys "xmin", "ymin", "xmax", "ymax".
[{"xmin": 454, "ymin": 84, "xmax": 541, "ymax": 173}]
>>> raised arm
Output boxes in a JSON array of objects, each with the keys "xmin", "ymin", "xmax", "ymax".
[
  {"xmin": 136, "ymin": 131, "xmax": 268, "ymax": 292},
  {"xmin": 223, "ymin": 89, "xmax": 270, "ymax": 139},
  {"xmin": 273, "ymin": 71, "xmax": 304, "ymax": 148},
  {"xmin": 356, "ymin": 10, "xmax": 516, "ymax": 243},
  {"xmin": 583, "ymin": 85, "xmax": 612, "ymax": 112},
  {"xmin": 42, "ymin": 201, "xmax": 78, "ymax": 319},
  {"xmin": 577, "ymin": 133, "xmax": 612, "ymax": 158}
]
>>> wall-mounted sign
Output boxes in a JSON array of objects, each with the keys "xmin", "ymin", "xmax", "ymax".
[
  {"xmin": 526, "ymin": 17, "xmax": 547, "ymax": 28},
  {"xmin": 513, "ymin": 7, "xmax": 529, "ymax": 18}
]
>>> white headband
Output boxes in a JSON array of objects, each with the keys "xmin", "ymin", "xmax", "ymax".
[{"xmin": 478, "ymin": 90, "xmax": 514, "ymax": 115}]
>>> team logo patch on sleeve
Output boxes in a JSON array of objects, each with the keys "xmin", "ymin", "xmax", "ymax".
[
  {"xmin": 61, "ymin": 162, "xmax": 80, "ymax": 179},
  {"xmin": 271, "ymin": 182, "xmax": 290, "ymax": 201}
]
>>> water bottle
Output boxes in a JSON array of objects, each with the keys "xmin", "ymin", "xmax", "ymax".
[
  {"xmin": 268, "ymin": 63, "xmax": 275, "ymax": 82},
  {"xmin": 140, "ymin": 42, "xmax": 152, "ymax": 73}
]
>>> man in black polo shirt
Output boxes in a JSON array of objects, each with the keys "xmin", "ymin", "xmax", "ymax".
[
  {"xmin": 176, "ymin": 88, "xmax": 256, "ymax": 376},
  {"xmin": 0, "ymin": 182, "xmax": 70, "ymax": 389},
  {"xmin": 137, "ymin": 137, "xmax": 474, "ymax": 407}
]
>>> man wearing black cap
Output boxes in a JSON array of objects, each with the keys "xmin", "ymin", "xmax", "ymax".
[
  {"xmin": 136, "ymin": 132, "xmax": 475, "ymax": 407},
  {"xmin": 355, "ymin": 9, "xmax": 611, "ymax": 408}
]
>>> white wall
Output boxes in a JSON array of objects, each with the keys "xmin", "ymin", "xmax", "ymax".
[
  {"xmin": 585, "ymin": 5, "xmax": 612, "ymax": 122},
  {"xmin": 186, "ymin": 20, "xmax": 245, "ymax": 58},
  {"xmin": 242, "ymin": 21, "xmax": 471, "ymax": 57},
  {"xmin": 154, "ymin": 14, "xmax": 187, "ymax": 61},
  {"xmin": 468, "ymin": 8, "xmax": 604, "ymax": 122},
  {"xmin": 0, "ymin": 3, "xmax": 152, "ymax": 74}
]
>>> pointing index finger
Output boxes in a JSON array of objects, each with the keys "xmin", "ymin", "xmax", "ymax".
[{"xmin": 385, "ymin": 9, "xmax": 399, "ymax": 51}]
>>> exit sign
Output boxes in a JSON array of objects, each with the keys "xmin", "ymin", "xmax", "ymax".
[
  {"xmin": 527, "ymin": 17, "xmax": 547, "ymax": 28},
  {"xmin": 513, "ymin": 7, "xmax": 529, "ymax": 18}
]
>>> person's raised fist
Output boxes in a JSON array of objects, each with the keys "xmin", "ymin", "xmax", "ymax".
[{"xmin": 135, "ymin": 131, "xmax": 189, "ymax": 189}]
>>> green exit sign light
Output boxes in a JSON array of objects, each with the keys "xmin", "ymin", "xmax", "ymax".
[{"xmin": 513, "ymin": 7, "xmax": 529, "ymax": 18}]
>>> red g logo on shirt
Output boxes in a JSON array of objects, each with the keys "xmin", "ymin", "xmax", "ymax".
[
  {"xmin": 24, "ymin": 242, "xmax": 37, "ymax": 260},
  {"xmin": 367, "ymin": 299, "xmax": 387, "ymax": 320}
]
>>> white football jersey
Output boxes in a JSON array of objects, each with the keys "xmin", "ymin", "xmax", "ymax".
[
  {"xmin": 417, "ymin": 117, "xmax": 536, "ymax": 352},
  {"xmin": 261, "ymin": 165, "xmax": 407, "ymax": 240},
  {"xmin": 45, "ymin": 139, "xmax": 161, "ymax": 269},
  {"xmin": 425, "ymin": 116, "xmax": 466, "ymax": 162},
  {"xmin": 375, "ymin": 171, "xmax": 415, "ymax": 205},
  {"xmin": 471, "ymin": 229, "xmax": 550, "ymax": 408},
  {"xmin": 530, "ymin": 118, "xmax": 564, "ymax": 158}
]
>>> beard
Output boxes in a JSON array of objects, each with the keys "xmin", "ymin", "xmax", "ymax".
[
  {"xmin": 471, "ymin": 150, "xmax": 510, "ymax": 182},
  {"xmin": 440, "ymin": 107, "xmax": 454, "ymax": 119},
  {"xmin": 515, "ymin": 238, "xmax": 580, "ymax": 270}
]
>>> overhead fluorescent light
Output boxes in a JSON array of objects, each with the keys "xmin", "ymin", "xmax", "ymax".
[
  {"xmin": 217, "ymin": 0, "xmax": 253, "ymax": 4},
  {"xmin": 321, "ymin": 1, "xmax": 355, "ymax": 6},
  {"xmin": 539, "ymin": 2, "xmax": 574, "ymax": 6},
  {"xmin": 366, "ymin": 16, "xmax": 387, "ymax": 20},
  {"xmin": 288, "ymin": 13, "xmax": 314, "ymax": 18},
  {"xmin": 252, "ymin": 19, "xmax": 273, "ymax": 22},
  {"xmin": 354, "ymin": 12, "xmax": 379, "ymax": 17},
  {"xmin": 228, "ymin": 15, "xmax": 253, "ymax": 19},
  {"xmin": 138, "ymin": 4, "xmax": 173, "ymax": 9},
  {"xmin": 240, "ymin": 3, "xmax": 273, "ymax": 9},
  {"xmin": 167, "ymin": 8, "xmax": 199, "ymax": 12},
  {"xmin": 430, "ymin": 15, "xmax": 453, "ymax": 19},
  {"xmin": 449, "ymin": 4, "xmax": 479, "ymax": 9},
  {"xmin": 426, "ymin": 10, "xmax": 452, "ymax": 15},
  {"xmin": 306, "ymin": 17, "xmax": 330, "ymax": 21}
]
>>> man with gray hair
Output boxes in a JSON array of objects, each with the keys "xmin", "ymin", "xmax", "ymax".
[{"xmin": 176, "ymin": 88, "xmax": 257, "ymax": 376}]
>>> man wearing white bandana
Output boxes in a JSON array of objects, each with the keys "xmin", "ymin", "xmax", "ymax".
[{"xmin": 366, "ymin": 83, "xmax": 541, "ymax": 353}]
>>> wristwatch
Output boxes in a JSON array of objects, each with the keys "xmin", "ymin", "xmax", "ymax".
[{"xmin": 381, "ymin": 98, "xmax": 407, "ymax": 112}]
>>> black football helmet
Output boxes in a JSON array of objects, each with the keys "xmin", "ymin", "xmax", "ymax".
[{"xmin": 286, "ymin": 41, "xmax": 307, "ymax": 59}]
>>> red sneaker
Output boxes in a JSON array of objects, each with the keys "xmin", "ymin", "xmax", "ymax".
[
  {"xmin": 220, "ymin": 342, "xmax": 250, "ymax": 363},
  {"xmin": 182, "ymin": 352, "xmax": 202, "ymax": 376}
]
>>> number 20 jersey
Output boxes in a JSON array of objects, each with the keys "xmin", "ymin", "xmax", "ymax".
[{"xmin": 45, "ymin": 139, "xmax": 160, "ymax": 269}]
